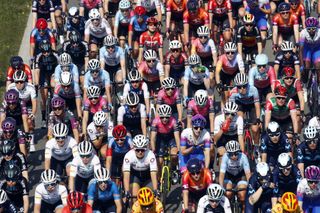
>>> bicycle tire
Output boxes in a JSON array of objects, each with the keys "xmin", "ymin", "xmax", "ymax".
[
  {"xmin": 245, "ymin": 132, "xmax": 254, "ymax": 162},
  {"xmin": 304, "ymin": 0, "xmax": 311, "ymax": 17},
  {"xmin": 45, "ymin": 89, "xmax": 52, "ymax": 126},
  {"xmin": 160, "ymin": 166, "xmax": 170, "ymax": 211},
  {"xmin": 310, "ymin": 83, "xmax": 319, "ymax": 117}
]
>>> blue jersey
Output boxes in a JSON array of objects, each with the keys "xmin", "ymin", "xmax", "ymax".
[
  {"xmin": 229, "ymin": 85, "xmax": 260, "ymax": 105},
  {"xmin": 108, "ymin": 136, "xmax": 132, "ymax": 155},
  {"xmin": 114, "ymin": 10, "xmax": 132, "ymax": 27},
  {"xmin": 129, "ymin": 15, "xmax": 148, "ymax": 32},
  {"xmin": 273, "ymin": 165, "xmax": 302, "ymax": 196},
  {"xmin": 83, "ymin": 69, "xmax": 111, "ymax": 89},
  {"xmin": 87, "ymin": 180, "xmax": 120, "ymax": 202},
  {"xmin": 99, "ymin": 46, "xmax": 125, "ymax": 67},
  {"xmin": 297, "ymin": 141, "xmax": 320, "ymax": 167},
  {"xmin": 66, "ymin": 17, "xmax": 86, "ymax": 36},
  {"xmin": 245, "ymin": 2, "xmax": 270, "ymax": 18},
  {"xmin": 54, "ymin": 64, "xmax": 80, "ymax": 84}
]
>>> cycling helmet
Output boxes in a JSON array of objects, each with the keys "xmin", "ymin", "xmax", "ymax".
[
  {"xmin": 281, "ymin": 192, "xmax": 299, "ymax": 212},
  {"xmin": 256, "ymin": 162, "xmax": 269, "ymax": 178},
  {"xmin": 4, "ymin": 164, "xmax": 21, "ymax": 181},
  {"xmin": 89, "ymin": 8, "xmax": 101, "ymax": 20},
  {"xmin": 126, "ymin": 92, "xmax": 139, "ymax": 106},
  {"xmin": 119, "ymin": 0, "xmax": 131, "ymax": 9},
  {"xmin": 67, "ymin": 192, "xmax": 84, "ymax": 210},
  {"xmin": 146, "ymin": 17, "xmax": 158, "ymax": 25},
  {"xmin": 161, "ymin": 77, "xmax": 176, "ymax": 89},
  {"xmin": 0, "ymin": 190, "xmax": 7, "ymax": 205},
  {"xmin": 94, "ymin": 167, "xmax": 110, "ymax": 181},
  {"xmin": 187, "ymin": 0, "xmax": 199, "ymax": 11},
  {"xmin": 282, "ymin": 67, "xmax": 295, "ymax": 78},
  {"xmin": 289, "ymin": 0, "xmax": 299, "ymax": 4},
  {"xmin": 5, "ymin": 89, "xmax": 19, "ymax": 104},
  {"xmin": 197, "ymin": 25, "xmax": 210, "ymax": 36},
  {"xmin": 41, "ymin": 169, "xmax": 57, "ymax": 184},
  {"xmin": 78, "ymin": 141, "xmax": 93, "ymax": 156},
  {"xmin": 87, "ymin": 85, "xmax": 101, "ymax": 98},
  {"xmin": 134, "ymin": 6, "xmax": 146, "ymax": 16},
  {"xmin": 255, "ymin": 53, "xmax": 268, "ymax": 65},
  {"xmin": 52, "ymin": 123, "xmax": 68, "ymax": 137},
  {"xmin": 243, "ymin": 13, "xmax": 255, "ymax": 24},
  {"xmin": 158, "ymin": 104, "xmax": 172, "ymax": 117},
  {"xmin": 304, "ymin": 165, "xmax": 320, "ymax": 181},
  {"xmin": 194, "ymin": 89, "xmax": 208, "ymax": 106},
  {"xmin": 132, "ymin": 134, "xmax": 149, "ymax": 148},
  {"xmin": 144, "ymin": 50, "xmax": 157, "ymax": 60},
  {"xmin": 267, "ymin": 121, "xmax": 281, "ymax": 135},
  {"xmin": 278, "ymin": 2, "xmax": 291, "ymax": 12},
  {"xmin": 93, "ymin": 111, "xmax": 108, "ymax": 126},
  {"xmin": 59, "ymin": 71, "xmax": 72, "ymax": 86},
  {"xmin": 104, "ymin": 35, "xmax": 117, "ymax": 46},
  {"xmin": 187, "ymin": 158, "xmax": 202, "ymax": 173},
  {"xmin": 87, "ymin": 59, "xmax": 100, "ymax": 71},
  {"xmin": 305, "ymin": 17, "xmax": 319, "ymax": 28},
  {"xmin": 280, "ymin": 41, "xmax": 294, "ymax": 51},
  {"xmin": 68, "ymin": 30, "xmax": 81, "ymax": 44},
  {"xmin": 225, "ymin": 140, "xmax": 240, "ymax": 153},
  {"xmin": 224, "ymin": 42, "xmax": 237, "ymax": 52},
  {"xmin": 128, "ymin": 69, "xmax": 142, "ymax": 81},
  {"xmin": 304, "ymin": 125, "xmax": 318, "ymax": 139},
  {"xmin": 1, "ymin": 117, "xmax": 16, "ymax": 132},
  {"xmin": 68, "ymin": 7, "xmax": 79, "ymax": 17},
  {"xmin": 13, "ymin": 70, "xmax": 27, "ymax": 82},
  {"xmin": 10, "ymin": 56, "xmax": 23, "ymax": 69},
  {"xmin": 112, "ymin": 125, "xmax": 127, "ymax": 138},
  {"xmin": 191, "ymin": 114, "xmax": 206, "ymax": 128},
  {"xmin": 207, "ymin": 184, "xmax": 225, "ymax": 201},
  {"xmin": 36, "ymin": 18, "xmax": 48, "ymax": 30},
  {"xmin": 51, "ymin": 96, "xmax": 66, "ymax": 109},
  {"xmin": 277, "ymin": 152, "xmax": 292, "ymax": 168},
  {"xmin": 234, "ymin": 73, "xmax": 248, "ymax": 86},
  {"xmin": 138, "ymin": 187, "xmax": 154, "ymax": 206},
  {"xmin": 274, "ymin": 85, "xmax": 288, "ymax": 97},
  {"xmin": 224, "ymin": 101, "xmax": 239, "ymax": 114},
  {"xmin": 59, "ymin": 52, "xmax": 72, "ymax": 66},
  {"xmin": 39, "ymin": 39, "xmax": 52, "ymax": 52},
  {"xmin": 169, "ymin": 40, "xmax": 182, "ymax": 49},
  {"xmin": 188, "ymin": 54, "xmax": 201, "ymax": 65},
  {"xmin": 1, "ymin": 140, "xmax": 16, "ymax": 156}
]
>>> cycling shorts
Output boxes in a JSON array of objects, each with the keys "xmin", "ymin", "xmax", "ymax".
[
  {"xmin": 169, "ymin": 67, "xmax": 185, "ymax": 82},
  {"xmin": 89, "ymin": 34, "xmax": 104, "ymax": 47},
  {"xmin": 111, "ymin": 152, "xmax": 126, "ymax": 178},
  {"xmin": 93, "ymin": 199, "xmax": 116, "ymax": 212},
  {"xmin": 230, "ymin": 1, "xmax": 243, "ymax": 18},
  {"xmin": 234, "ymin": 102, "xmax": 257, "ymax": 124},
  {"xmin": 132, "ymin": 31, "xmax": 144, "ymax": 42},
  {"xmin": 188, "ymin": 82, "xmax": 206, "ymax": 97},
  {"xmin": 200, "ymin": 56, "xmax": 213, "ymax": 69},
  {"xmin": 50, "ymin": 155, "xmax": 73, "ymax": 176},
  {"xmin": 271, "ymin": 117, "xmax": 293, "ymax": 133},
  {"xmin": 155, "ymin": 134, "xmax": 176, "ymax": 157},
  {"xmin": 75, "ymin": 175, "xmax": 93, "ymax": 194},
  {"xmin": 257, "ymin": 86, "xmax": 271, "ymax": 103},
  {"xmin": 108, "ymin": 2, "xmax": 119, "ymax": 17},
  {"xmin": 245, "ymin": 196, "xmax": 272, "ymax": 213},
  {"xmin": 224, "ymin": 171, "xmax": 247, "ymax": 186},
  {"xmin": 118, "ymin": 25, "xmax": 129, "ymax": 37},
  {"xmin": 220, "ymin": 70, "xmax": 238, "ymax": 86},
  {"xmin": 41, "ymin": 200, "xmax": 63, "ymax": 213},
  {"xmin": 146, "ymin": 9, "xmax": 157, "ymax": 18},
  {"xmin": 40, "ymin": 70, "xmax": 54, "ymax": 87},
  {"xmin": 104, "ymin": 63, "xmax": 121, "ymax": 82},
  {"xmin": 216, "ymin": 134, "xmax": 238, "ymax": 148},
  {"xmin": 303, "ymin": 47, "xmax": 320, "ymax": 64},
  {"xmin": 130, "ymin": 169, "xmax": 152, "ymax": 186},
  {"xmin": 256, "ymin": 17, "xmax": 268, "ymax": 31}
]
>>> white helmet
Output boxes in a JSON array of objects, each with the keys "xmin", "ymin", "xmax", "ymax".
[
  {"xmin": 144, "ymin": 50, "xmax": 157, "ymax": 60},
  {"xmin": 78, "ymin": 141, "xmax": 93, "ymax": 156},
  {"xmin": 304, "ymin": 126, "xmax": 318, "ymax": 139},
  {"xmin": 234, "ymin": 73, "xmax": 248, "ymax": 86},
  {"xmin": 88, "ymin": 59, "xmax": 100, "ymax": 71},
  {"xmin": 267, "ymin": 121, "xmax": 280, "ymax": 135},
  {"xmin": 41, "ymin": 169, "xmax": 57, "ymax": 184},
  {"xmin": 158, "ymin": 104, "xmax": 172, "ymax": 117},
  {"xmin": 87, "ymin": 85, "xmax": 101, "ymax": 98},
  {"xmin": 126, "ymin": 92, "xmax": 139, "ymax": 106},
  {"xmin": 277, "ymin": 152, "xmax": 292, "ymax": 168},
  {"xmin": 93, "ymin": 111, "xmax": 108, "ymax": 126},
  {"xmin": 207, "ymin": 184, "xmax": 225, "ymax": 201},
  {"xmin": 104, "ymin": 35, "xmax": 117, "ymax": 46},
  {"xmin": 52, "ymin": 123, "xmax": 68, "ymax": 137},
  {"xmin": 128, "ymin": 69, "xmax": 142, "ymax": 81},
  {"xmin": 169, "ymin": 40, "xmax": 182, "ymax": 49},
  {"xmin": 197, "ymin": 25, "xmax": 210, "ymax": 36},
  {"xmin": 161, "ymin": 77, "xmax": 176, "ymax": 89},
  {"xmin": 0, "ymin": 190, "xmax": 7, "ymax": 204},
  {"xmin": 194, "ymin": 89, "xmax": 208, "ymax": 106},
  {"xmin": 59, "ymin": 71, "xmax": 72, "ymax": 86},
  {"xmin": 60, "ymin": 52, "xmax": 72, "ymax": 66},
  {"xmin": 132, "ymin": 134, "xmax": 149, "ymax": 148},
  {"xmin": 225, "ymin": 140, "xmax": 240, "ymax": 153},
  {"xmin": 119, "ymin": 0, "xmax": 131, "ymax": 9},
  {"xmin": 188, "ymin": 54, "xmax": 201, "ymax": 65},
  {"xmin": 68, "ymin": 7, "xmax": 79, "ymax": 17},
  {"xmin": 13, "ymin": 70, "xmax": 27, "ymax": 82},
  {"xmin": 224, "ymin": 101, "xmax": 239, "ymax": 114},
  {"xmin": 256, "ymin": 162, "xmax": 269, "ymax": 177},
  {"xmin": 94, "ymin": 167, "xmax": 110, "ymax": 182},
  {"xmin": 280, "ymin": 41, "xmax": 294, "ymax": 51},
  {"xmin": 224, "ymin": 42, "xmax": 237, "ymax": 52},
  {"xmin": 89, "ymin": 8, "xmax": 101, "ymax": 20}
]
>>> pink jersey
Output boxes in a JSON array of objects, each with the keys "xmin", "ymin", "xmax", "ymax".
[
  {"xmin": 83, "ymin": 96, "xmax": 107, "ymax": 114},
  {"xmin": 187, "ymin": 98, "xmax": 214, "ymax": 117},
  {"xmin": 139, "ymin": 61, "xmax": 164, "ymax": 82},
  {"xmin": 157, "ymin": 88, "xmax": 181, "ymax": 106},
  {"xmin": 218, "ymin": 53, "xmax": 244, "ymax": 75},
  {"xmin": 151, "ymin": 116, "xmax": 178, "ymax": 134},
  {"xmin": 191, "ymin": 38, "xmax": 216, "ymax": 58},
  {"xmin": 80, "ymin": 0, "xmax": 102, "ymax": 9}
]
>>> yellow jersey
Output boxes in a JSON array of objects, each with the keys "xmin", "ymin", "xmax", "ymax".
[
  {"xmin": 271, "ymin": 203, "xmax": 302, "ymax": 213},
  {"xmin": 131, "ymin": 198, "xmax": 164, "ymax": 213}
]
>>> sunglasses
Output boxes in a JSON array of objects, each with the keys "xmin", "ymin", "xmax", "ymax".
[
  {"xmin": 2, "ymin": 151, "xmax": 14, "ymax": 156},
  {"xmin": 190, "ymin": 64, "xmax": 200, "ymax": 68},
  {"xmin": 199, "ymin": 36, "xmax": 208, "ymax": 39},
  {"xmin": 279, "ymin": 165, "xmax": 292, "ymax": 171},
  {"xmin": 121, "ymin": 9, "xmax": 129, "ymax": 12},
  {"xmin": 193, "ymin": 126, "xmax": 204, "ymax": 130},
  {"xmin": 44, "ymin": 182, "xmax": 57, "ymax": 188},
  {"xmin": 228, "ymin": 152, "xmax": 239, "ymax": 157},
  {"xmin": 209, "ymin": 199, "xmax": 220, "ymax": 203},
  {"xmin": 53, "ymin": 107, "xmax": 62, "ymax": 111},
  {"xmin": 284, "ymin": 77, "xmax": 294, "ymax": 80},
  {"xmin": 237, "ymin": 85, "xmax": 247, "ymax": 89},
  {"xmin": 165, "ymin": 87, "xmax": 174, "ymax": 91},
  {"xmin": 308, "ymin": 180, "xmax": 319, "ymax": 184},
  {"xmin": 129, "ymin": 105, "xmax": 138, "ymax": 109},
  {"xmin": 160, "ymin": 117, "xmax": 170, "ymax": 120},
  {"xmin": 307, "ymin": 27, "xmax": 317, "ymax": 31},
  {"xmin": 89, "ymin": 97, "xmax": 99, "ymax": 100},
  {"xmin": 15, "ymin": 81, "xmax": 24, "ymax": 84},
  {"xmin": 55, "ymin": 136, "xmax": 66, "ymax": 140},
  {"xmin": 258, "ymin": 65, "xmax": 266, "ymax": 68},
  {"xmin": 7, "ymin": 102, "xmax": 16, "ymax": 105},
  {"xmin": 171, "ymin": 49, "xmax": 180, "ymax": 52},
  {"xmin": 6, "ymin": 178, "xmax": 19, "ymax": 182},
  {"xmin": 131, "ymin": 80, "xmax": 139, "ymax": 84},
  {"xmin": 141, "ymin": 204, "xmax": 153, "ymax": 210},
  {"xmin": 39, "ymin": 29, "xmax": 46, "ymax": 33},
  {"xmin": 98, "ymin": 180, "xmax": 108, "ymax": 185},
  {"xmin": 90, "ymin": 69, "xmax": 99, "ymax": 73},
  {"xmin": 268, "ymin": 132, "xmax": 280, "ymax": 137},
  {"xmin": 283, "ymin": 51, "xmax": 292, "ymax": 54},
  {"xmin": 276, "ymin": 96, "xmax": 286, "ymax": 100},
  {"xmin": 148, "ymin": 23, "xmax": 156, "ymax": 26},
  {"xmin": 115, "ymin": 138, "xmax": 125, "ymax": 141},
  {"xmin": 107, "ymin": 45, "xmax": 115, "ymax": 49},
  {"xmin": 62, "ymin": 85, "xmax": 71, "ymax": 88},
  {"xmin": 80, "ymin": 154, "xmax": 92, "ymax": 158},
  {"xmin": 226, "ymin": 51, "xmax": 235, "ymax": 55},
  {"xmin": 91, "ymin": 18, "xmax": 100, "ymax": 21},
  {"xmin": 135, "ymin": 148, "xmax": 146, "ymax": 153},
  {"xmin": 3, "ymin": 130, "xmax": 14, "ymax": 134},
  {"xmin": 146, "ymin": 59, "xmax": 156, "ymax": 63},
  {"xmin": 280, "ymin": 11, "xmax": 290, "ymax": 15},
  {"xmin": 306, "ymin": 139, "xmax": 318, "ymax": 144},
  {"xmin": 245, "ymin": 24, "xmax": 253, "ymax": 27},
  {"xmin": 191, "ymin": 171, "xmax": 201, "ymax": 175},
  {"xmin": 225, "ymin": 112, "xmax": 236, "ymax": 116},
  {"xmin": 290, "ymin": 2, "xmax": 298, "ymax": 5}
]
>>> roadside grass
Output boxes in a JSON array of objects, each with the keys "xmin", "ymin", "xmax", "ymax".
[{"xmin": 0, "ymin": 0, "xmax": 31, "ymax": 95}]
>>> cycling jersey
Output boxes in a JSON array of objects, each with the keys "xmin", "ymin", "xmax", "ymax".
[
  {"xmin": 164, "ymin": 51, "xmax": 188, "ymax": 71},
  {"xmin": 274, "ymin": 52, "xmax": 300, "ymax": 77},
  {"xmin": 123, "ymin": 82, "xmax": 150, "ymax": 103},
  {"xmin": 32, "ymin": 0, "xmax": 54, "ymax": 20},
  {"xmin": 291, "ymin": 3, "xmax": 305, "ymax": 21},
  {"xmin": 139, "ymin": 60, "xmax": 164, "ymax": 82},
  {"xmin": 214, "ymin": 113, "xmax": 244, "ymax": 136},
  {"xmin": 83, "ymin": 69, "xmax": 110, "ymax": 89},
  {"xmin": 62, "ymin": 203, "xmax": 93, "ymax": 213},
  {"xmin": 0, "ymin": 129, "xmax": 26, "ymax": 146},
  {"xmin": 217, "ymin": 53, "xmax": 244, "ymax": 75},
  {"xmin": 35, "ymin": 52, "xmax": 59, "ymax": 74},
  {"xmin": 84, "ymin": 18, "xmax": 112, "ymax": 38},
  {"xmin": 273, "ymin": 165, "xmax": 302, "ymax": 196},
  {"xmin": 151, "ymin": 116, "xmax": 179, "ymax": 135},
  {"xmin": 237, "ymin": 26, "xmax": 261, "ymax": 48},
  {"xmin": 192, "ymin": 38, "xmax": 217, "ymax": 58},
  {"xmin": 63, "ymin": 41, "xmax": 89, "ymax": 67},
  {"xmin": 297, "ymin": 141, "xmax": 320, "ymax": 168},
  {"xmin": 66, "ymin": 17, "xmax": 86, "ymax": 36},
  {"xmin": 99, "ymin": 45, "xmax": 125, "ymax": 66},
  {"xmin": 122, "ymin": 149, "xmax": 157, "ymax": 172},
  {"xmin": 83, "ymin": 97, "xmax": 108, "ymax": 114},
  {"xmin": 45, "ymin": 136, "xmax": 78, "ymax": 161},
  {"xmin": 0, "ymin": 152, "xmax": 28, "ymax": 174},
  {"xmin": 7, "ymin": 83, "xmax": 37, "ymax": 106},
  {"xmin": 220, "ymin": 152, "xmax": 250, "ymax": 176},
  {"xmin": 139, "ymin": 31, "xmax": 163, "ymax": 51},
  {"xmin": 137, "ymin": 0, "xmax": 161, "ymax": 12},
  {"xmin": 107, "ymin": 136, "xmax": 132, "ymax": 157},
  {"xmin": 274, "ymin": 79, "xmax": 302, "ymax": 100},
  {"xmin": 117, "ymin": 104, "xmax": 146, "ymax": 130},
  {"xmin": 197, "ymin": 195, "xmax": 232, "ymax": 213},
  {"xmin": 87, "ymin": 120, "xmax": 113, "ymax": 143},
  {"xmin": 0, "ymin": 101, "xmax": 28, "ymax": 127},
  {"xmin": 157, "ymin": 88, "xmax": 181, "ymax": 112},
  {"xmin": 272, "ymin": 203, "xmax": 302, "ymax": 213},
  {"xmin": 187, "ymin": 98, "xmax": 214, "ymax": 117},
  {"xmin": 34, "ymin": 183, "xmax": 67, "ymax": 205},
  {"xmin": 132, "ymin": 198, "xmax": 164, "ymax": 213},
  {"xmin": 54, "ymin": 82, "xmax": 81, "ymax": 99},
  {"xmin": 129, "ymin": 15, "xmax": 148, "ymax": 33},
  {"xmin": 265, "ymin": 97, "xmax": 296, "ymax": 120},
  {"xmin": 273, "ymin": 13, "xmax": 299, "ymax": 34},
  {"xmin": 0, "ymin": 200, "xmax": 19, "ymax": 213},
  {"xmin": 229, "ymin": 85, "xmax": 260, "ymax": 105},
  {"xmin": 6, "ymin": 64, "xmax": 33, "ymax": 82},
  {"xmin": 182, "ymin": 168, "xmax": 212, "ymax": 193},
  {"xmin": 80, "ymin": 0, "xmax": 102, "ymax": 10},
  {"xmin": 166, "ymin": 0, "xmax": 187, "ymax": 20},
  {"xmin": 54, "ymin": 64, "xmax": 79, "ymax": 84},
  {"xmin": 208, "ymin": 0, "xmax": 232, "ymax": 18},
  {"xmin": 183, "ymin": 8, "xmax": 209, "ymax": 28},
  {"xmin": 48, "ymin": 110, "xmax": 78, "ymax": 134},
  {"xmin": 114, "ymin": 10, "xmax": 134, "ymax": 28},
  {"xmin": 69, "ymin": 154, "xmax": 101, "ymax": 178},
  {"xmin": 297, "ymin": 178, "xmax": 320, "ymax": 212},
  {"xmin": 300, "ymin": 28, "xmax": 320, "ymax": 48},
  {"xmin": 248, "ymin": 65, "xmax": 276, "ymax": 89},
  {"xmin": 0, "ymin": 177, "xmax": 28, "ymax": 209},
  {"xmin": 184, "ymin": 66, "xmax": 209, "ymax": 85},
  {"xmin": 30, "ymin": 28, "xmax": 56, "ymax": 55}
]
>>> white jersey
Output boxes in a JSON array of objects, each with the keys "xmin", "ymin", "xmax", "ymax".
[
  {"xmin": 214, "ymin": 113, "xmax": 244, "ymax": 136},
  {"xmin": 197, "ymin": 195, "xmax": 232, "ymax": 213},
  {"xmin": 136, "ymin": 0, "xmax": 160, "ymax": 12},
  {"xmin": 297, "ymin": 178, "xmax": 320, "ymax": 200},
  {"xmin": 69, "ymin": 154, "xmax": 101, "ymax": 178},
  {"xmin": 7, "ymin": 82, "xmax": 36, "ymax": 104},
  {"xmin": 84, "ymin": 18, "xmax": 112, "ymax": 38},
  {"xmin": 122, "ymin": 82, "xmax": 150, "ymax": 100},
  {"xmin": 300, "ymin": 28, "xmax": 320, "ymax": 47},
  {"xmin": 34, "ymin": 183, "xmax": 68, "ymax": 205},
  {"xmin": 87, "ymin": 120, "xmax": 113, "ymax": 142},
  {"xmin": 123, "ymin": 149, "xmax": 158, "ymax": 172},
  {"xmin": 45, "ymin": 136, "xmax": 78, "ymax": 161},
  {"xmin": 181, "ymin": 128, "xmax": 211, "ymax": 146},
  {"xmin": 220, "ymin": 152, "xmax": 250, "ymax": 176}
]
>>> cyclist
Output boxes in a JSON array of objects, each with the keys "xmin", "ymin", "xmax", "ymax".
[
  {"xmin": 32, "ymin": 0, "xmax": 57, "ymax": 31},
  {"xmin": 80, "ymin": 0, "xmax": 104, "ymax": 20},
  {"xmin": 69, "ymin": 141, "xmax": 101, "ymax": 193},
  {"xmin": 0, "ymin": 164, "xmax": 29, "ymax": 213},
  {"xmin": 0, "ymin": 189, "xmax": 20, "ymax": 213},
  {"xmin": 289, "ymin": 0, "xmax": 306, "ymax": 28},
  {"xmin": 99, "ymin": 35, "xmax": 126, "ymax": 83},
  {"xmin": 165, "ymin": 0, "xmax": 187, "ymax": 41},
  {"xmin": 132, "ymin": 187, "xmax": 164, "ymax": 213},
  {"xmin": 219, "ymin": 140, "xmax": 251, "ymax": 210},
  {"xmin": 6, "ymin": 56, "xmax": 33, "ymax": 88},
  {"xmin": 66, "ymin": 7, "xmax": 86, "ymax": 38},
  {"xmin": 44, "ymin": 123, "xmax": 79, "ymax": 176},
  {"xmin": 106, "ymin": 125, "xmax": 133, "ymax": 185},
  {"xmin": 182, "ymin": 158, "xmax": 213, "ymax": 212},
  {"xmin": 62, "ymin": 191, "xmax": 93, "ymax": 213},
  {"xmin": 260, "ymin": 121, "xmax": 292, "ymax": 169},
  {"xmin": 180, "ymin": 114, "xmax": 211, "ymax": 172},
  {"xmin": 297, "ymin": 165, "xmax": 320, "ymax": 212},
  {"xmin": 197, "ymin": 183, "xmax": 232, "ymax": 213},
  {"xmin": 272, "ymin": 192, "xmax": 302, "ymax": 213},
  {"xmin": 34, "ymin": 169, "xmax": 68, "ymax": 213},
  {"xmin": 122, "ymin": 134, "xmax": 159, "ymax": 203},
  {"xmin": 136, "ymin": 0, "xmax": 162, "ymax": 21},
  {"xmin": 54, "ymin": 52, "xmax": 80, "ymax": 87},
  {"xmin": 248, "ymin": 53, "xmax": 276, "ymax": 102},
  {"xmin": 297, "ymin": 126, "xmax": 320, "ymax": 177}
]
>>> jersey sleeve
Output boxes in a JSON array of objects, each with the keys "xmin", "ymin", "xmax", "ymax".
[
  {"xmin": 34, "ymin": 185, "xmax": 42, "ymax": 205},
  {"xmin": 122, "ymin": 152, "xmax": 131, "ymax": 172},
  {"xmin": 87, "ymin": 182, "xmax": 97, "ymax": 201},
  {"xmin": 220, "ymin": 154, "xmax": 228, "ymax": 173},
  {"xmin": 69, "ymin": 158, "xmax": 78, "ymax": 177},
  {"xmin": 148, "ymin": 152, "xmax": 158, "ymax": 172}
]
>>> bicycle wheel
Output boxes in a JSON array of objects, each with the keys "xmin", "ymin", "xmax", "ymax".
[
  {"xmin": 45, "ymin": 89, "xmax": 52, "ymax": 126},
  {"xmin": 310, "ymin": 83, "xmax": 319, "ymax": 117},
  {"xmin": 160, "ymin": 166, "xmax": 170, "ymax": 211},
  {"xmin": 245, "ymin": 131, "xmax": 254, "ymax": 162}
]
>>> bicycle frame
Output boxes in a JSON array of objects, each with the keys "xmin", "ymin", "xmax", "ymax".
[{"xmin": 160, "ymin": 147, "xmax": 172, "ymax": 210}]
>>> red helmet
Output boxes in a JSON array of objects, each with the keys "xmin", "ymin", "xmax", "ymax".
[
  {"xmin": 36, "ymin": 18, "xmax": 48, "ymax": 30},
  {"xmin": 112, "ymin": 125, "xmax": 127, "ymax": 138},
  {"xmin": 146, "ymin": 17, "xmax": 158, "ymax": 25},
  {"xmin": 67, "ymin": 192, "xmax": 83, "ymax": 210},
  {"xmin": 274, "ymin": 85, "xmax": 288, "ymax": 97},
  {"xmin": 134, "ymin": 6, "xmax": 146, "ymax": 16},
  {"xmin": 282, "ymin": 67, "xmax": 295, "ymax": 78}
]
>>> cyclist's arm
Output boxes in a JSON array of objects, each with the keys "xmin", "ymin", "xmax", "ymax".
[
  {"xmin": 32, "ymin": 11, "xmax": 37, "ymax": 28},
  {"xmin": 248, "ymin": 186, "xmax": 263, "ymax": 205},
  {"xmin": 237, "ymin": 41, "xmax": 243, "ymax": 56},
  {"xmin": 151, "ymin": 171, "xmax": 158, "ymax": 191},
  {"xmin": 254, "ymin": 102, "xmax": 261, "ymax": 119},
  {"xmin": 184, "ymin": 23, "xmax": 189, "ymax": 46},
  {"xmin": 204, "ymin": 147, "xmax": 210, "ymax": 168},
  {"xmin": 272, "ymin": 25, "xmax": 278, "ymax": 46},
  {"xmin": 177, "ymin": 103, "xmax": 183, "ymax": 122},
  {"xmin": 120, "ymin": 57, "xmax": 126, "ymax": 81},
  {"xmin": 22, "ymin": 113, "xmax": 29, "ymax": 133},
  {"xmin": 23, "ymin": 194, "xmax": 29, "ymax": 213},
  {"xmin": 156, "ymin": 5, "xmax": 162, "ymax": 22},
  {"xmin": 294, "ymin": 24, "xmax": 300, "ymax": 44},
  {"xmin": 76, "ymin": 98, "xmax": 82, "ymax": 120},
  {"xmin": 215, "ymin": 60, "xmax": 222, "ymax": 84},
  {"xmin": 257, "ymin": 40, "xmax": 263, "ymax": 54},
  {"xmin": 174, "ymin": 130, "xmax": 181, "ymax": 150},
  {"xmin": 150, "ymin": 129, "xmax": 157, "ymax": 152},
  {"xmin": 69, "ymin": 164, "xmax": 76, "ymax": 192},
  {"xmin": 159, "ymin": 47, "xmax": 164, "ymax": 65},
  {"xmin": 106, "ymin": 145, "xmax": 112, "ymax": 172},
  {"xmin": 82, "ymin": 110, "xmax": 89, "ymax": 135},
  {"xmin": 183, "ymin": 77, "xmax": 189, "ymax": 98},
  {"xmin": 50, "ymin": 11, "xmax": 57, "ymax": 31},
  {"xmin": 290, "ymin": 109, "xmax": 299, "ymax": 134},
  {"xmin": 219, "ymin": 155, "xmax": 227, "ymax": 186},
  {"xmin": 31, "ymin": 97, "xmax": 37, "ymax": 116},
  {"xmin": 183, "ymin": 189, "xmax": 189, "ymax": 210},
  {"xmin": 166, "ymin": 9, "xmax": 171, "ymax": 32}
]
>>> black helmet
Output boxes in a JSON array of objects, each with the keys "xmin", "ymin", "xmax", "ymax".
[
  {"xmin": 10, "ymin": 56, "xmax": 23, "ymax": 69},
  {"xmin": 69, "ymin": 30, "xmax": 81, "ymax": 44},
  {"xmin": 186, "ymin": 158, "xmax": 202, "ymax": 173},
  {"xmin": 39, "ymin": 40, "xmax": 52, "ymax": 53},
  {"xmin": 0, "ymin": 140, "xmax": 16, "ymax": 156},
  {"xmin": 4, "ymin": 164, "xmax": 21, "ymax": 181}
]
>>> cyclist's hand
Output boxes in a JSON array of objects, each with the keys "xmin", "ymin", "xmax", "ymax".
[
  {"xmin": 183, "ymin": 97, "xmax": 189, "ymax": 108},
  {"xmin": 300, "ymin": 110, "xmax": 306, "ymax": 123},
  {"xmin": 293, "ymin": 133, "xmax": 300, "ymax": 145},
  {"xmin": 104, "ymin": 11, "xmax": 109, "ymax": 19},
  {"xmin": 166, "ymin": 29, "xmax": 171, "ymax": 38},
  {"xmin": 262, "ymin": 182, "xmax": 271, "ymax": 190},
  {"xmin": 28, "ymin": 113, "xmax": 35, "ymax": 120},
  {"xmin": 29, "ymin": 57, "xmax": 35, "ymax": 67},
  {"xmin": 221, "ymin": 118, "xmax": 231, "ymax": 133},
  {"xmin": 272, "ymin": 44, "xmax": 278, "ymax": 52},
  {"xmin": 216, "ymin": 82, "xmax": 223, "ymax": 93},
  {"xmin": 153, "ymin": 189, "xmax": 161, "ymax": 198}
]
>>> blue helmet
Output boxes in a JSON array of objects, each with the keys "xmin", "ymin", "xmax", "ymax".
[{"xmin": 191, "ymin": 114, "xmax": 206, "ymax": 128}]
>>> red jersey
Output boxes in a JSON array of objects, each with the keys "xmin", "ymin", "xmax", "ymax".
[
  {"xmin": 290, "ymin": 4, "xmax": 306, "ymax": 21},
  {"xmin": 164, "ymin": 52, "xmax": 188, "ymax": 70},
  {"xmin": 274, "ymin": 79, "xmax": 302, "ymax": 98},
  {"xmin": 7, "ymin": 64, "xmax": 33, "ymax": 82},
  {"xmin": 208, "ymin": 0, "xmax": 232, "ymax": 17},
  {"xmin": 183, "ymin": 8, "xmax": 209, "ymax": 27},
  {"xmin": 273, "ymin": 13, "xmax": 299, "ymax": 34},
  {"xmin": 182, "ymin": 168, "xmax": 212, "ymax": 193},
  {"xmin": 139, "ymin": 31, "xmax": 163, "ymax": 50},
  {"xmin": 166, "ymin": 0, "xmax": 187, "ymax": 16},
  {"xmin": 62, "ymin": 203, "xmax": 93, "ymax": 213}
]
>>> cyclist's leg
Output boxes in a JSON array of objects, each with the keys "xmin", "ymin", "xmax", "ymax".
[
  {"xmin": 237, "ymin": 178, "xmax": 248, "ymax": 209},
  {"xmin": 224, "ymin": 178, "xmax": 234, "ymax": 201},
  {"xmin": 257, "ymin": 17, "xmax": 268, "ymax": 48}
]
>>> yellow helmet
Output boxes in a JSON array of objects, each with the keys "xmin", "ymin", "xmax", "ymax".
[
  {"xmin": 281, "ymin": 192, "xmax": 298, "ymax": 212},
  {"xmin": 243, "ymin": 13, "xmax": 255, "ymax": 24},
  {"xmin": 137, "ymin": 187, "xmax": 154, "ymax": 206}
]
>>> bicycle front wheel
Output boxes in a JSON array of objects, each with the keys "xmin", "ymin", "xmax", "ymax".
[{"xmin": 160, "ymin": 166, "xmax": 170, "ymax": 211}]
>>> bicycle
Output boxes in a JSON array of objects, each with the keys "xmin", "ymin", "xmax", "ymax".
[
  {"xmin": 159, "ymin": 146, "xmax": 172, "ymax": 211},
  {"xmin": 306, "ymin": 68, "xmax": 320, "ymax": 117},
  {"xmin": 111, "ymin": 81, "xmax": 124, "ymax": 123},
  {"xmin": 243, "ymin": 113, "xmax": 256, "ymax": 164},
  {"xmin": 225, "ymin": 188, "xmax": 246, "ymax": 213}
]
